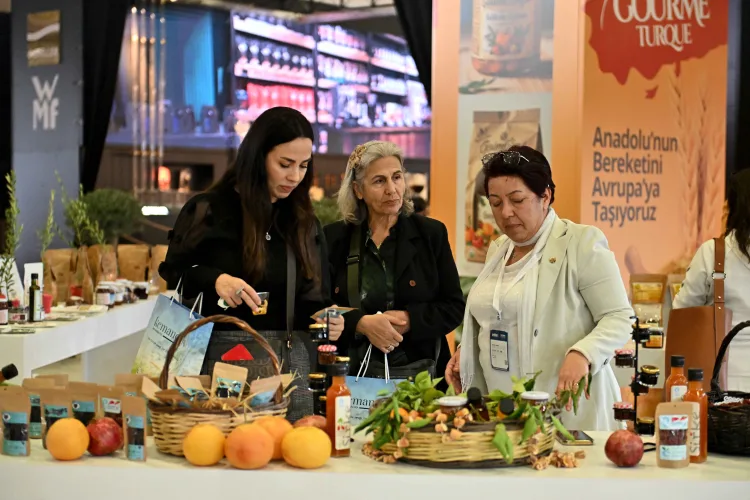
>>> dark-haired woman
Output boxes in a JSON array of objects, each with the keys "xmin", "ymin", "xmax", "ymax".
[
  {"xmin": 445, "ymin": 146, "xmax": 633, "ymax": 430},
  {"xmin": 673, "ymin": 169, "xmax": 750, "ymax": 392},
  {"xmin": 159, "ymin": 107, "xmax": 342, "ymax": 420}
]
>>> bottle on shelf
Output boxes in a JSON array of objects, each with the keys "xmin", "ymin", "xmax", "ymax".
[
  {"xmin": 665, "ymin": 355, "xmax": 689, "ymax": 402},
  {"xmin": 682, "ymin": 368, "xmax": 708, "ymax": 463},
  {"xmin": 28, "ymin": 273, "xmax": 42, "ymax": 323},
  {"xmin": 326, "ymin": 360, "xmax": 351, "ymax": 458}
]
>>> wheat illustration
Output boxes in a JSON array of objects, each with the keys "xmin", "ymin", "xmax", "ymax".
[{"xmin": 664, "ymin": 69, "xmax": 726, "ymax": 275}]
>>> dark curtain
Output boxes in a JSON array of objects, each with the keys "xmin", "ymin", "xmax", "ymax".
[
  {"xmin": 80, "ymin": 0, "xmax": 130, "ymax": 192},
  {"xmin": 0, "ymin": 13, "xmax": 10, "ymax": 215},
  {"xmin": 726, "ymin": 0, "xmax": 750, "ymax": 180},
  {"xmin": 394, "ymin": 0, "xmax": 432, "ymax": 105}
]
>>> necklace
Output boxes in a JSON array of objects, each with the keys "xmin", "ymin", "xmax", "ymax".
[{"xmin": 265, "ymin": 220, "xmax": 273, "ymax": 241}]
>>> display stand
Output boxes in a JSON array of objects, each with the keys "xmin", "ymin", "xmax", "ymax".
[{"xmin": 613, "ymin": 317, "xmax": 659, "ymax": 452}]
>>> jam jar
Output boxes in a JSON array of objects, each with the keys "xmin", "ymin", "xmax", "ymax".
[
  {"xmin": 615, "ymin": 349, "xmax": 635, "ymax": 367},
  {"xmin": 98, "ymin": 282, "xmax": 117, "ymax": 306},
  {"xmin": 308, "ymin": 373, "xmax": 326, "ymax": 416},
  {"xmin": 436, "ymin": 396, "xmax": 468, "ymax": 416},
  {"xmin": 133, "ymin": 282, "xmax": 150, "ymax": 300},
  {"xmin": 96, "ymin": 283, "xmax": 115, "ymax": 307},
  {"xmin": 639, "ymin": 365, "xmax": 660, "ymax": 386},
  {"xmin": 308, "ymin": 323, "xmax": 328, "ymax": 343},
  {"xmin": 613, "ymin": 402, "xmax": 635, "ymax": 421},
  {"xmin": 636, "ymin": 416, "xmax": 655, "ymax": 436},
  {"xmin": 521, "ymin": 391, "xmax": 550, "ymax": 412},
  {"xmin": 317, "ymin": 344, "xmax": 338, "ymax": 367}
]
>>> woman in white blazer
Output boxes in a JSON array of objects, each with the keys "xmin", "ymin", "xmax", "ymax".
[
  {"xmin": 446, "ymin": 146, "xmax": 633, "ymax": 431},
  {"xmin": 673, "ymin": 169, "xmax": 750, "ymax": 392}
]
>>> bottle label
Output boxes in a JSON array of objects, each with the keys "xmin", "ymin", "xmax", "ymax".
[
  {"xmin": 688, "ymin": 402, "xmax": 701, "ymax": 457},
  {"xmin": 472, "ymin": 0, "xmax": 538, "ymax": 61},
  {"xmin": 96, "ymin": 293, "xmax": 111, "ymax": 306},
  {"xmin": 670, "ymin": 385, "xmax": 687, "ymax": 402},
  {"xmin": 658, "ymin": 414, "xmax": 688, "ymax": 461},
  {"xmin": 0, "ymin": 308, "xmax": 8, "ymax": 325},
  {"xmin": 334, "ymin": 395, "xmax": 352, "ymax": 451},
  {"xmin": 32, "ymin": 290, "xmax": 42, "ymax": 321}
]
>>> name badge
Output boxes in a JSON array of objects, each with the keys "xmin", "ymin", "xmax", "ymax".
[{"xmin": 490, "ymin": 330, "xmax": 509, "ymax": 371}]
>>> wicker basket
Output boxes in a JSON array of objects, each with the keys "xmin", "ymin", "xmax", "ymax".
[
  {"xmin": 380, "ymin": 418, "xmax": 556, "ymax": 468},
  {"xmin": 150, "ymin": 315, "xmax": 290, "ymax": 457},
  {"xmin": 708, "ymin": 320, "xmax": 750, "ymax": 456}
]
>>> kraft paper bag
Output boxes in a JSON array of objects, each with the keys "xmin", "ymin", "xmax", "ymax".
[{"xmin": 131, "ymin": 293, "xmax": 213, "ymax": 378}]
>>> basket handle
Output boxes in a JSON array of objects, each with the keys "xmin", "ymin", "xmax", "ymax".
[
  {"xmin": 157, "ymin": 314, "xmax": 281, "ymax": 390},
  {"xmin": 710, "ymin": 320, "xmax": 750, "ymax": 393}
]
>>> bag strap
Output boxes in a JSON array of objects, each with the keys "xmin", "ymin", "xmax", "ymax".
[
  {"xmin": 712, "ymin": 237, "xmax": 727, "ymax": 356},
  {"xmin": 347, "ymin": 224, "xmax": 363, "ymax": 309},
  {"xmin": 286, "ymin": 243, "xmax": 296, "ymax": 349}
]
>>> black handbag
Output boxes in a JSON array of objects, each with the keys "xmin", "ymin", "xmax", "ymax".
[{"xmin": 345, "ymin": 224, "xmax": 440, "ymax": 380}]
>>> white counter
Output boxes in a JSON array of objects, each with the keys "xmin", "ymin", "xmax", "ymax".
[
  {"xmin": 0, "ymin": 298, "xmax": 155, "ymax": 382},
  {"xmin": 0, "ymin": 432, "xmax": 747, "ymax": 500}
]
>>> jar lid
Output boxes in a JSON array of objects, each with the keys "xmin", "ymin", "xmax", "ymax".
[
  {"xmin": 308, "ymin": 373, "xmax": 326, "ymax": 380},
  {"xmin": 613, "ymin": 402, "xmax": 633, "ymax": 409},
  {"xmin": 334, "ymin": 356, "xmax": 350, "ymax": 363},
  {"xmin": 317, "ymin": 344, "xmax": 337, "ymax": 353},
  {"xmin": 134, "ymin": 281, "xmax": 150, "ymax": 287},
  {"xmin": 309, "ymin": 324, "xmax": 327, "ymax": 330},
  {"xmin": 436, "ymin": 396, "xmax": 468, "ymax": 407},
  {"xmin": 319, "ymin": 395, "xmax": 327, "ymax": 401},
  {"xmin": 641, "ymin": 365, "xmax": 660, "ymax": 375},
  {"xmin": 637, "ymin": 417, "xmax": 655, "ymax": 424},
  {"xmin": 520, "ymin": 391, "xmax": 550, "ymax": 401},
  {"xmin": 615, "ymin": 349, "xmax": 634, "ymax": 356}
]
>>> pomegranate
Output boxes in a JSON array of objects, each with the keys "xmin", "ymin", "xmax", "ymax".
[
  {"xmin": 605, "ymin": 429, "xmax": 644, "ymax": 467},
  {"xmin": 87, "ymin": 417, "xmax": 124, "ymax": 456},
  {"xmin": 293, "ymin": 415, "xmax": 327, "ymax": 430}
]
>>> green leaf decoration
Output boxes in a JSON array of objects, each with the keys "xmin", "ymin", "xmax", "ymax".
[
  {"xmin": 491, "ymin": 423, "xmax": 514, "ymax": 464},
  {"xmin": 550, "ymin": 414, "xmax": 574, "ymax": 441}
]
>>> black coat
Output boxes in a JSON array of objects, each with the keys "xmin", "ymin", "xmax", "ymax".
[{"xmin": 324, "ymin": 214, "xmax": 465, "ymax": 379}]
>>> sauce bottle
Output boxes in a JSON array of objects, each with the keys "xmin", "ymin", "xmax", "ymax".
[
  {"xmin": 665, "ymin": 355, "xmax": 688, "ymax": 402},
  {"xmin": 28, "ymin": 273, "xmax": 42, "ymax": 323},
  {"xmin": 682, "ymin": 368, "xmax": 708, "ymax": 463},
  {"xmin": 326, "ymin": 361, "xmax": 351, "ymax": 458}
]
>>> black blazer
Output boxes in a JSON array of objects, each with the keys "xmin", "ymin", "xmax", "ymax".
[{"xmin": 324, "ymin": 214, "xmax": 465, "ymax": 377}]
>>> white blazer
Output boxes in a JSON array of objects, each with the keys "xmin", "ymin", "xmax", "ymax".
[
  {"xmin": 461, "ymin": 218, "xmax": 634, "ymax": 430},
  {"xmin": 673, "ymin": 233, "xmax": 750, "ymax": 391}
]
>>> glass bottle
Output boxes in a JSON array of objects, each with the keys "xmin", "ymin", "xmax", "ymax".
[
  {"xmin": 326, "ymin": 362, "xmax": 351, "ymax": 458},
  {"xmin": 467, "ymin": 387, "xmax": 489, "ymax": 421},
  {"xmin": 308, "ymin": 373, "xmax": 327, "ymax": 417},
  {"xmin": 29, "ymin": 273, "xmax": 42, "ymax": 323},
  {"xmin": 0, "ymin": 294, "xmax": 8, "ymax": 326},
  {"xmin": 683, "ymin": 368, "xmax": 708, "ymax": 463},
  {"xmin": 665, "ymin": 355, "xmax": 688, "ymax": 402}
]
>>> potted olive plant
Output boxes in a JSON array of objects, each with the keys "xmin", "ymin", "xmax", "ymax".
[
  {"xmin": 0, "ymin": 171, "xmax": 23, "ymax": 303},
  {"xmin": 38, "ymin": 190, "xmax": 57, "ymax": 307}
]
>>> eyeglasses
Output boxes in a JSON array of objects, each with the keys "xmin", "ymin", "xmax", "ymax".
[{"xmin": 481, "ymin": 150, "xmax": 530, "ymax": 168}]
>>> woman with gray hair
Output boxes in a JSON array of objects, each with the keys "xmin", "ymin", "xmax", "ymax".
[{"xmin": 324, "ymin": 141, "xmax": 464, "ymax": 381}]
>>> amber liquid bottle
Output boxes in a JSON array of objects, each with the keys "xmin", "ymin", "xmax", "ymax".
[
  {"xmin": 326, "ymin": 361, "xmax": 351, "ymax": 458},
  {"xmin": 683, "ymin": 368, "xmax": 708, "ymax": 463},
  {"xmin": 664, "ymin": 355, "xmax": 688, "ymax": 402}
]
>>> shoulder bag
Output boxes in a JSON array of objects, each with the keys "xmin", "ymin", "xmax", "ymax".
[{"xmin": 666, "ymin": 237, "xmax": 733, "ymax": 392}]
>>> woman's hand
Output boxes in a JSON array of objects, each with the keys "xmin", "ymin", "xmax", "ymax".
[
  {"xmin": 316, "ymin": 311, "xmax": 345, "ymax": 342},
  {"xmin": 556, "ymin": 350, "xmax": 591, "ymax": 411},
  {"xmin": 383, "ymin": 310, "xmax": 410, "ymax": 335},
  {"xmin": 356, "ymin": 314, "xmax": 404, "ymax": 354},
  {"xmin": 215, "ymin": 274, "xmax": 262, "ymax": 313},
  {"xmin": 445, "ymin": 347, "xmax": 461, "ymax": 394}
]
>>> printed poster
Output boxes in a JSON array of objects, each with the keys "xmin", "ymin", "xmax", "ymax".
[{"xmin": 580, "ymin": 0, "xmax": 729, "ymax": 283}]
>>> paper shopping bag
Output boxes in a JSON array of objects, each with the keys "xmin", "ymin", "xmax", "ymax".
[
  {"xmin": 346, "ymin": 345, "xmax": 405, "ymax": 427},
  {"xmin": 131, "ymin": 293, "xmax": 213, "ymax": 377}
]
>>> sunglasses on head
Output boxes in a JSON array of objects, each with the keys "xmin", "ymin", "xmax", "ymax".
[{"xmin": 481, "ymin": 150, "xmax": 530, "ymax": 168}]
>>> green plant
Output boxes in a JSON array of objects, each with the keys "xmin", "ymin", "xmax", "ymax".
[
  {"xmin": 0, "ymin": 171, "xmax": 23, "ymax": 297},
  {"xmin": 80, "ymin": 188, "xmax": 142, "ymax": 244},
  {"xmin": 312, "ymin": 197, "xmax": 341, "ymax": 226},
  {"xmin": 38, "ymin": 190, "xmax": 55, "ymax": 260},
  {"xmin": 56, "ymin": 173, "xmax": 105, "ymax": 248}
]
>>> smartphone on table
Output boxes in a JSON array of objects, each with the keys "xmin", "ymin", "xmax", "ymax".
[{"xmin": 556, "ymin": 430, "xmax": 594, "ymax": 446}]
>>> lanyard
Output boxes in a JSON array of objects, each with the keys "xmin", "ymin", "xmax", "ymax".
[{"xmin": 492, "ymin": 244, "xmax": 541, "ymax": 320}]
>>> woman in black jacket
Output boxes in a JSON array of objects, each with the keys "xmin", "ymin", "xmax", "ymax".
[
  {"xmin": 159, "ymin": 107, "xmax": 342, "ymax": 419},
  {"xmin": 325, "ymin": 140, "xmax": 465, "ymax": 379}
]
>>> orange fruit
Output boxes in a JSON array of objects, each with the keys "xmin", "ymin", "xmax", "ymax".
[
  {"xmin": 254, "ymin": 416, "xmax": 293, "ymax": 460},
  {"xmin": 47, "ymin": 418, "xmax": 90, "ymax": 461},
  {"xmin": 281, "ymin": 426, "xmax": 331, "ymax": 469},
  {"xmin": 183, "ymin": 423, "xmax": 226, "ymax": 466},
  {"xmin": 224, "ymin": 424, "xmax": 274, "ymax": 470}
]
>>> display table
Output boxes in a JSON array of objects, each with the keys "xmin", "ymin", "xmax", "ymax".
[
  {"xmin": 0, "ymin": 298, "xmax": 156, "ymax": 382},
  {"xmin": 0, "ymin": 432, "xmax": 747, "ymax": 499}
]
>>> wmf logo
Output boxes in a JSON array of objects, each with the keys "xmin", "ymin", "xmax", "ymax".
[{"xmin": 32, "ymin": 75, "xmax": 59, "ymax": 131}]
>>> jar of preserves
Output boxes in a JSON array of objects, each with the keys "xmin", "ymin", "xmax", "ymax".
[
  {"xmin": 317, "ymin": 344, "xmax": 338, "ymax": 367},
  {"xmin": 96, "ymin": 283, "xmax": 114, "ymax": 308},
  {"xmin": 308, "ymin": 323, "xmax": 328, "ymax": 343},
  {"xmin": 133, "ymin": 282, "xmax": 150, "ymax": 300},
  {"xmin": 613, "ymin": 402, "xmax": 635, "ymax": 422},
  {"xmin": 471, "ymin": 0, "xmax": 542, "ymax": 77},
  {"xmin": 436, "ymin": 396, "xmax": 468, "ymax": 416},
  {"xmin": 308, "ymin": 373, "xmax": 327, "ymax": 416},
  {"xmin": 520, "ymin": 391, "xmax": 550, "ymax": 412},
  {"xmin": 644, "ymin": 326, "xmax": 664, "ymax": 349},
  {"xmin": 98, "ymin": 282, "xmax": 117, "ymax": 306},
  {"xmin": 614, "ymin": 349, "xmax": 635, "ymax": 367},
  {"xmin": 640, "ymin": 365, "xmax": 660, "ymax": 386},
  {"xmin": 636, "ymin": 416, "xmax": 655, "ymax": 436}
]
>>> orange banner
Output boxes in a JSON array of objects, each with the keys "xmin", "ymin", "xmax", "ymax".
[{"xmin": 579, "ymin": 0, "xmax": 729, "ymax": 280}]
